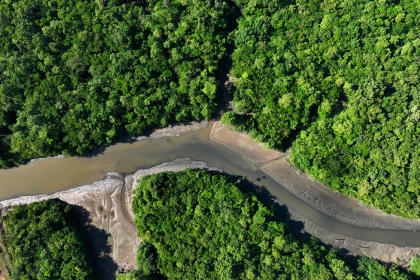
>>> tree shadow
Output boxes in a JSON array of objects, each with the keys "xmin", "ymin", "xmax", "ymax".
[
  {"xmin": 219, "ymin": 175, "xmax": 419, "ymax": 277},
  {"xmin": 72, "ymin": 205, "xmax": 118, "ymax": 280},
  {"xmin": 212, "ymin": 19, "xmax": 238, "ymax": 119}
]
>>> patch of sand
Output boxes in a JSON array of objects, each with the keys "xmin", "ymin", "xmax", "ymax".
[
  {"xmin": 135, "ymin": 120, "xmax": 209, "ymax": 140},
  {"xmin": 209, "ymin": 121, "xmax": 282, "ymax": 164},
  {"xmin": 261, "ymin": 158, "xmax": 420, "ymax": 230},
  {"xmin": 0, "ymin": 158, "xmax": 220, "ymax": 277},
  {"xmin": 288, "ymin": 208, "xmax": 420, "ymax": 265},
  {"xmin": 0, "ymin": 121, "xmax": 212, "ymax": 278}
]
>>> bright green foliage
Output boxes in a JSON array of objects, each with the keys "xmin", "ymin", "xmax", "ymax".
[
  {"xmin": 127, "ymin": 169, "xmax": 410, "ymax": 279},
  {"xmin": 288, "ymin": 0, "xmax": 420, "ymax": 218},
  {"xmin": 226, "ymin": 0, "xmax": 420, "ymax": 218},
  {"xmin": 0, "ymin": 0, "xmax": 236, "ymax": 167},
  {"xmin": 2, "ymin": 199, "xmax": 94, "ymax": 279},
  {"xmin": 116, "ymin": 273, "xmax": 138, "ymax": 280},
  {"xmin": 410, "ymin": 255, "xmax": 420, "ymax": 277}
]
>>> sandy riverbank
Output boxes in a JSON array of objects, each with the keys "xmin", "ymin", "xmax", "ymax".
[
  {"xmin": 135, "ymin": 120, "xmax": 209, "ymax": 140},
  {"xmin": 0, "ymin": 158, "xmax": 219, "ymax": 278},
  {"xmin": 210, "ymin": 121, "xmax": 420, "ymax": 264},
  {"xmin": 3, "ymin": 119, "xmax": 420, "ymax": 271},
  {"xmin": 0, "ymin": 121, "xmax": 211, "ymax": 278},
  {"xmin": 26, "ymin": 120, "xmax": 209, "ymax": 164}
]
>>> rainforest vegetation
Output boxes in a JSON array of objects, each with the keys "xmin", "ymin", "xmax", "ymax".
[
  {"xmin": 223, "ymin": 0, "xmax": 420, "ymax": 218},
  {"xmin": 0, "ymin": 199, "xmax": 94, "ymax": 279},
  {"xmin": 0, "ymin": 0, "xmax": 418, "ymax": 224},
  {"xmin": 2, "ymin": 0, "xmax": 420, "ymax": 278},
  {"xmin": 0, "ymin": 0, "xmax": 237, "ymax": 167},
  {"xmin": 119, "ymin": 169, "xmax": 416, "ymax": 279}
]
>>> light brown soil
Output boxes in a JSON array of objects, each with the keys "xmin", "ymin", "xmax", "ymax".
[
  {"xmin": 0, "ymin": 172, "xmax": 140, "ymax": 273},
  {"xmin": 210, "ymin": 121, "xmax": 420, "ymax": 264},
  {"xmin": 285, "ymin": 203, "xmax": 420, "ymax": 265},
  {"xmin": 209, "ymin": 121, "xmax": 282, "ymax": 164},
  {"xmin": 0, "ymin": 121, "xmax": 212, "ymax": 279},
  {"xmin": 0, "ymin": 158, "xmax": 219, "ymax": 278},
  {"xmin": 135, "ymin": 120, "xmax": 209, "ymax": 140},
  {"xmin": 3, "ymin": 120, "xmax": 420, "ymax": 273},
  {"xmin": 261, "ymin": 158, "xmax": 420, "ymax": 230}
]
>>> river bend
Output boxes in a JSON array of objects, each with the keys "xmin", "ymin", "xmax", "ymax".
[{"xmin": 1, "ymin": 123, "xmax": 420, "ymax": 247}]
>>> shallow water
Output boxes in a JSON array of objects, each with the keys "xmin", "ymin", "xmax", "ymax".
[{"xmin": 1, "ymin": 123, "xmax": 419, "ymax": 246}]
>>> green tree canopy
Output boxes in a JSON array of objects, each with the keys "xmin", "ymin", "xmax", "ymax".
[
  {"xmin": 2, "ymin": 199, "xmax": 94, "ymax": 279},
  {"xmin": 0, "ymin": 0, "xmax": 237, "ymax": 167},
  {"xmin": 224, "ymin": 0, "xmax": 420, "ymax": 218},
  {"xmin": 124, "ymin": 169, "xmax": 412, "ymax": 279}
]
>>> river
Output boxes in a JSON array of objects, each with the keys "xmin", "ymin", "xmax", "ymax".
[{"xmin": 1, "ymin": 123, "xmax": 420, "ymax": 247}]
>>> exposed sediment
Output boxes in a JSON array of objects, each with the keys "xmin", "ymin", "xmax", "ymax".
[
  {"xmin": 3, "ymin": 120, "xmax": 420, "ymax": 271},
  {"xmin": 210, "ymin": 121, "xmax": 420, "ymax": 264},
  {"xmin": 0, "ymin": 158, "xmax": 219, "ymax": 274},
  {"xmin": 287, "ymin": 209, "xmax": 420, "ymax": 265},
  {"xmin": 0, "ymin": 121, "xmax": 211, "ymax": 276},
  {"xmin": 135, "ymin": 120, "xmax": 209, "ymax": 140}
]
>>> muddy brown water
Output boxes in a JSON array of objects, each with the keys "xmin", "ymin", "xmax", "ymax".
[{"xmin": 1, "ymin": 123, "xmax": 420, "ymax": 247}]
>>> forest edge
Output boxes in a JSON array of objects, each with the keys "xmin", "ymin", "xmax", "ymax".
[{"xmin": 0, "ymin": 121, "xmax": 419, "ymax": 276}]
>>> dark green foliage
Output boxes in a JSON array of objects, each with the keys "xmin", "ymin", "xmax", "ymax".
[
  {"xmin": 126, "ymin": 169, "xmax": 410, "ymax": 279},
  {"xmin": 0, "ymin": 0, "xmax": 236, "ymax": 167},
  {"xmin": 2, "ymin": 199, "xmax": 94, "ymax": 279},
  {"xmin": 136, "ymin": 243, "xmax": 160, "ymax": 277},
  {"xmin": 225, "ymin": 0, "xmax": 420, "ymax": 218}
]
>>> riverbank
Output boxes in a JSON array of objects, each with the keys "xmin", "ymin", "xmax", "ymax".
[
  {"xmin": 0, "ymin": 158, "xmax": 219, "ymax": 277},
  {"xmin": 2, "ymin": 120, "xmax": 420, "ymax": 270},
  {"xmin": 0, "ymin": 121, "xmax": 212, "ymax": 278},
  {"xmin": 26, "ymin": 120, "xmax": 209, "ymax": 164},
  {"xmin": 134, "ymin": 120, "xmax": 209, "ymax": 140},
  {"xmin": 209, "ymin": 121, "xmax": 420, "ymax": 264},
  {"xmin": 0, "ymin": 120, "xmax": 211, "ymax": 201}
]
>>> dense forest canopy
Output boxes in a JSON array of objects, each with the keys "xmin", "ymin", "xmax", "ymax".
[
  {"xmin": 1, "ymin": 0, "xmax": 420, "ymax": 277},
  {"xmin": 121, "ymin": 169, "xmax": 415, "ymax": 279},
  {"xmin": 1, "ymin": 199, "xmax": 94, "ymax": 279},
  {"xmin": 223, "ymin": 0, "xmax": 420, "ymax": 218},
  {"xmin": 0, "ymin": 0, "xmax": 236, "ymax": 167},
  {"xmin": 1, "ymin": 0, "xmax": 419, "ymax": 218}
]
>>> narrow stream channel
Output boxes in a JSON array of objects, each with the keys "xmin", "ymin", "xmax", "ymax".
[{"xmin": 1, "ymin": 123, "xmax": 420, "ymax": 247}]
